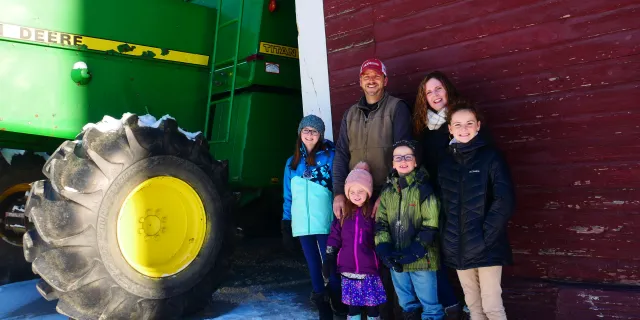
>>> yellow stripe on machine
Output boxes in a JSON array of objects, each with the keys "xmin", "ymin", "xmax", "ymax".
[
  {"xmin": 259, "ymin": 41, "xmax": 299, "ymax": 59},
  {"xmin": 0, "ymin": 22, "xmax": 209, "ymax": 66}
]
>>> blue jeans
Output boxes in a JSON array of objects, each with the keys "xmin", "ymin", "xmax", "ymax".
[
  {"xmin": 390, "ymin": 270, "xmax": 444, "ymax": 320},
  {"xmin": 299, "ymin": 234, "xmax": 340, "ymax": 293}
]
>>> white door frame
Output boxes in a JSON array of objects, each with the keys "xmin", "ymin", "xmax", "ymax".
[{"xmin": 294, "ymin": 0, "xmax": 334, "ymax": 140}]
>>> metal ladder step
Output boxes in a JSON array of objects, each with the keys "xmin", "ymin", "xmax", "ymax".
[
  {"xmin": 204, "ymin": 0, "xmax": 245, "ymax": 143},
  {"xmin": 218, "ymin": 19, "xmax": 239, "ymax": 29}
]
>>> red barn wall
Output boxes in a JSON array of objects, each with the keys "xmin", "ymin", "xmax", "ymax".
[{"xmin": 323, "ymin": 0, "xmax": 640, "ymax": 318}]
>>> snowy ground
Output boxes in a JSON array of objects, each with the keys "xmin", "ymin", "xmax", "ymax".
[{"xmin": 0, "ymin": 238, "xmax": 330, "ymax": 320}]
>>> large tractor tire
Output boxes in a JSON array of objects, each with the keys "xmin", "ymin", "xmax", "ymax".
[
  {"xmin": 0, "ymin": 151, "xmax": 46, "ymax": 285},
  {"xmin": 23, "ymin": 114, "xmax": 235, "ymax": 320}
]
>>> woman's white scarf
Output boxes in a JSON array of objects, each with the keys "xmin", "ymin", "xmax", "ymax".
[{"xmin": 427, "ymin": 107, "xmax": 448, "ymax": 130}]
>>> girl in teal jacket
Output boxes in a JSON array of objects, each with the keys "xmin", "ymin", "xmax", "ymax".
[{"xmin": 282, "ymin": 115, "xmax": 345, "ymax": 319}]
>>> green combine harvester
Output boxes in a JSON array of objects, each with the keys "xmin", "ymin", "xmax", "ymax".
[{"xmin": 0, "ymin": 0, "xmax": 302, "ymax": 318}]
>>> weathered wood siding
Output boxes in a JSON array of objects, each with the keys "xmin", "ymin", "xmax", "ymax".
[{"xmin": 324, "ymin": 0, "xmax": 640, "ymax": 317}]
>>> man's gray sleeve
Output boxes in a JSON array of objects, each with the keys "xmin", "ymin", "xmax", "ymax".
[{"xmin": 333, "ymin": 112, "xmax": 350, "ymax": 196}]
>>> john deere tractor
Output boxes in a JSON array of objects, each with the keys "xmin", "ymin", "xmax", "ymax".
[{"xmin": 0, "ymin": 0, "xmax": 302, "ymax": 318}]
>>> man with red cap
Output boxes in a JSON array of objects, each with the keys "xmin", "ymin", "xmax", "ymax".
[
  {"xmin": 332, "ymin": 58, "xmax": 412, "ymax": 219},
  {"xmin": 332, "ymin": 58, "xmax": 412, "ymax": 319}
]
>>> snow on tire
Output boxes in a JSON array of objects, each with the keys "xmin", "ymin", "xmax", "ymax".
[{"xmin": 23, "ymin": 113, "xmax": 234, "ymax": 320}]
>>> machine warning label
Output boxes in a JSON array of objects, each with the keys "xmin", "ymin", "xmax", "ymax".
[
  {"xmin": 0, "ymin": 22, "xmax": 209, "ymax": 66},
  {"xmin": 259, "ymin": 42, "xmax": 299, "ymax": 59}
]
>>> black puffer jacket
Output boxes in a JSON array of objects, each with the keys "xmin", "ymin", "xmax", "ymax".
[{"xmin": 438, "ymin": 134, "xmax": 515, "ymax": 270}]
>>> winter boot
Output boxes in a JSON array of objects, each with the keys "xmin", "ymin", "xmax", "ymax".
[
  {"xmin": 327, "ymin": 283, "xmax": 349, "ymax": 316},
  {"xmin": 402, "ymin": 309, "xmax": 422, "ymax": 320},
  {"xmin": 310, "ymin": 291, "xmax": 333, "ymax": 320}
]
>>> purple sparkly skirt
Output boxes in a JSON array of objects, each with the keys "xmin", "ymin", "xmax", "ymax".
[{"xmin": 341, "ymin": 274, "xmax": 387, "ymax": 306}]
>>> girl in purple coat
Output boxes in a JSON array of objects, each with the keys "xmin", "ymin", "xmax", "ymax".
[{"xmin": 324, "ymin": 162, "xmax": 387, "ymax": 320}]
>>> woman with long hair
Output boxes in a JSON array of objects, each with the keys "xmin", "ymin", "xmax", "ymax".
[
  {"xmin": 413, "ymin": 71, "xmax": 487, "ymax": 319},
  {"xmin": 413, "ymin": 71, "xmax": 465, "ymax": 186}
]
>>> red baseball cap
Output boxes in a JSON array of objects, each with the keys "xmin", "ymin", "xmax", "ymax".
[{"xmin": 360, "ymin": 58, "xmax": 387, "ymax": 77}]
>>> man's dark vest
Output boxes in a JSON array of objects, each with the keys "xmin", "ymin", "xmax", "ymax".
[{"xmin": 346, "ymin": 92, "xmax": 401, "ymax": 190}]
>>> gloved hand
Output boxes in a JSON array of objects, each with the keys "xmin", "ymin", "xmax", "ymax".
[
  {"xmin": 376, "ymin": 243, "xmax": 403, "ymax": 272},
  {"xmin": 416, "ymin": 227, "xmax": 438, "ymax": 246},
  {"xmin": 394, "ymin": 242, "xmax": 427, "ymax": 265},
  {"xmin": 375, "ymin": 242, "xmax": 393, "ymax": 259},
  {"xmin": 395, "ymin": 254, "xmax": 419, "ymax": 265},
  {"xmin": 407, "ymin": 241, "xmax": 428, "ymax": 258},
  {"xmin": 323, "ymin": 246, "xmax": 338, "ymax": 279},
  {"xmin": 382, "ymin": 256, "xmax": 403, "ymax": 272},
  {"xmin": 281, "ymin": 220, "xmax": 294, "ymax": 252}
]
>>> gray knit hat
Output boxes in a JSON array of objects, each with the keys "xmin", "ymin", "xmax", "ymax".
[{"xmin": 297, "ymin": 114, "xmax": 325, "ymax": 136}]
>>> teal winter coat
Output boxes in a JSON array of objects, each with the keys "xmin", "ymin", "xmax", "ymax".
[{"xmin": 283, "ymin": 140, "xmax": 335, "ymax": 237}]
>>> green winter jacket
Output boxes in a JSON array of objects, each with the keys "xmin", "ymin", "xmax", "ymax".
[{"xmin": 375, "ymin": 167, "xmax": 440, "ymax": 272}]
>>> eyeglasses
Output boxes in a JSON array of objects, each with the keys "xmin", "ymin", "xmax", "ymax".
[
  {"xmin": 392, "ymin": 154, "xmax": 415, "ymax": 162},
  {"xmin": 301, "ymin": 129, "xmax": 320, "ymax": 136}
]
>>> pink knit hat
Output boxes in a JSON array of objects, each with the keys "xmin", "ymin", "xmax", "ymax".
[{"xmin": 345, "ymin": 162, "xmax": 373, "ymax": 200}]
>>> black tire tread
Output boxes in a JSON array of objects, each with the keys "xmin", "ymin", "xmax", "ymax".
[
  {"xmin": 25, "ymin": 113, "xmax": 234, "ymax": 320},
  {"xmin": 26, "ymin": 180, "xmax": 98, "ymax": 242},
  {"xmin": 36, "ymin": 278, "xmax": 59, "ymax": 301},
  {"xmin": 98, "ymin": 287, "xmax": 142, "ymax": 320},
  {"xmin": 55, "ymin": 278, "xmax": 114, "ymax": 320}
]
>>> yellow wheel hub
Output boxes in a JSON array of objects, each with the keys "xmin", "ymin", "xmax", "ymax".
[
  {"xmin": 0, "ymin": 183, "xmax": 31, "ymax": 205},
  {"xmin": 0, "ymin": 183, "xmax": 32, "ymax": 247},
  {"xmin": 117, "ymin": 176, "xmax": 206, "ymax": 278}
]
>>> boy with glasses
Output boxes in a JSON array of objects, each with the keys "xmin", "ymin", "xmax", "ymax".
[{"xmin": 375, "ymin": 140, "xmax": 445, "ymax": 320}]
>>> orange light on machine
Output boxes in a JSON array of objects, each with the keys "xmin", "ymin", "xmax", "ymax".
[{"xmin": 268, "ymin": 0, "xmax": 277, "ymax": 13}]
